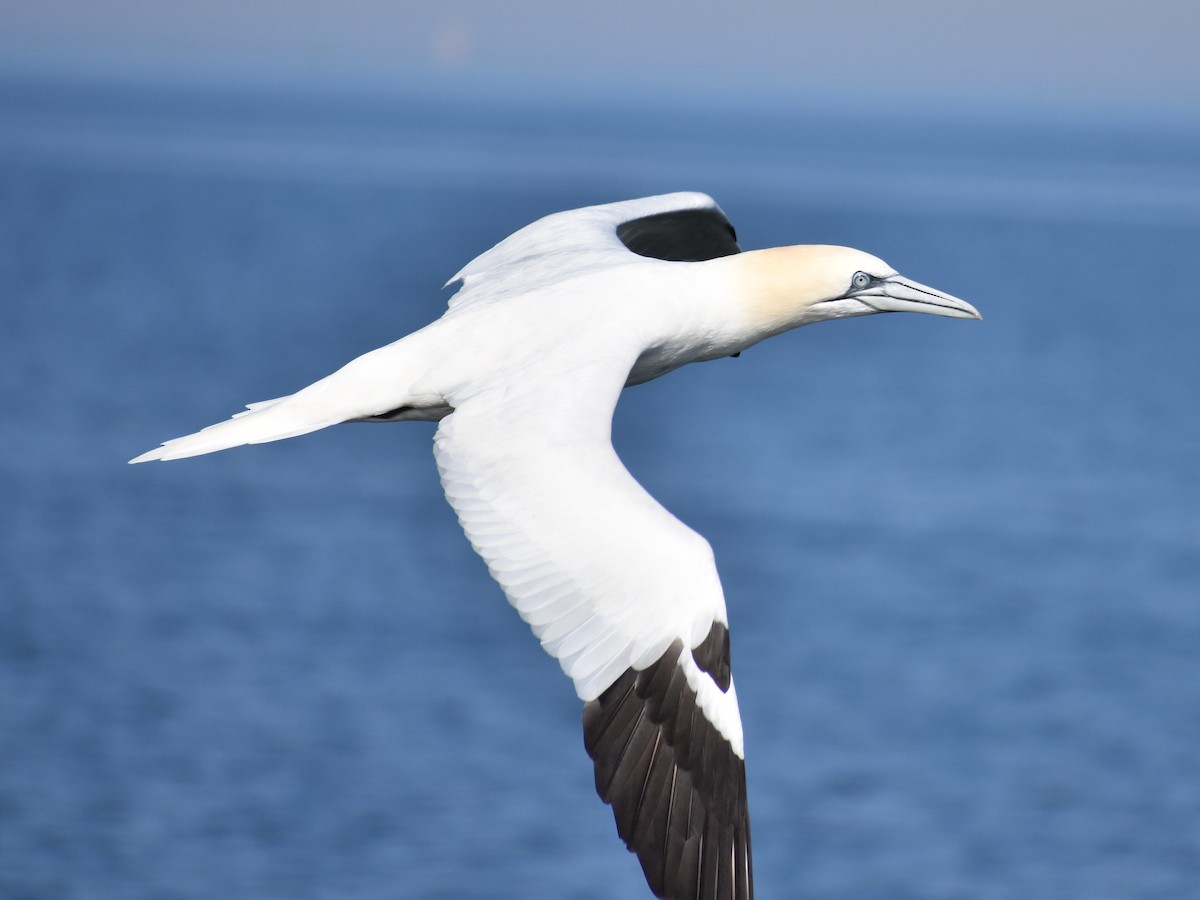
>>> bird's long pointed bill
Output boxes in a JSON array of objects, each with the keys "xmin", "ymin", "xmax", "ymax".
[{"xmin": 863, "ymin": 275, "xmax": 981, "ymax": 319}]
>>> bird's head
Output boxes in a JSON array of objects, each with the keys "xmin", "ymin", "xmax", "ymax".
[{"xmin": 732, "ymin": 244, "xmax": 980, "ymax": 337}]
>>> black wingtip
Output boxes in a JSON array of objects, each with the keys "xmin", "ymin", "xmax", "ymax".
[
  {"xmin": 583, "ymin": 636, "xmax": 752, "ymax": 899},
  {"xmin": 617, "ymin": 208, "xmax": 742, "ymax": 262}
]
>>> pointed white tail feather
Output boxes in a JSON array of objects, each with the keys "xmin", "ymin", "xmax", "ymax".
[
  {"xmin": 128, "ymin": 398, "xmax": 340, "ymax": 463},
  {"xmin": 130, "ymin": 321, "xmax": 459, "ymax": 464}
]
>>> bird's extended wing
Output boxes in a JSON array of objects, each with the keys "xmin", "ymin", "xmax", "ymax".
[
  {"xmin": 433, "ymin": 349, "xmax": 752, "ymax": 900},
  {"xmin": 444, "ymin": 192, "xmax": 738, "ymax": 313}
]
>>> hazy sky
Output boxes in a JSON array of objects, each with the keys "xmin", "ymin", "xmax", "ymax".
[{"xmin": 3, "ymin": 0, "xmax": 1198, "ymax": 117}]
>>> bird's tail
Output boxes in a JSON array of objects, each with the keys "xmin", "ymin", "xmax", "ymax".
[
  {"xmin": 129, "ymin": 327, "xmax": 447, "ymax": 464},
  {"xmin": 128, "ymin": 394, "xmax": 344, "ymax": 463}
]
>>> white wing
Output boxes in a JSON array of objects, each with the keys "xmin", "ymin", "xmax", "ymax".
[
  {"xmin": 445, "ymin": 191, "xmax": 726, "ymax": 311},
  {"xmin": 434, "ymin": 346, "xmax": 752, "ymax": 900}
]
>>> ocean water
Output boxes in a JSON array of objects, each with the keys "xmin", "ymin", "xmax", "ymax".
[{"xmin": 1, "ymin": 80, "xmax": 1198, "ymax": 899}]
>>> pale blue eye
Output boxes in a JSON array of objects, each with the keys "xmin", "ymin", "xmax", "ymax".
[{"xmin": 852, "ymin": 272, "xmax": 871, "ymax": 290}]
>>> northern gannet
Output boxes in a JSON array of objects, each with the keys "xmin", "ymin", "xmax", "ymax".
[{"xmin": 131, "ymin": 192, "xmax": 979, "ymax": 900}]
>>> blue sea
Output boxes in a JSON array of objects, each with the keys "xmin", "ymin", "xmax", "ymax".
[{"xmin": 1, "ymin": 78, "xmax": 1198, "ymax": 899}]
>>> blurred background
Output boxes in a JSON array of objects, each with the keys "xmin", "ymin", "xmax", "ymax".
[{"xmin": 2, "ymin": 2, "xmax": 1198, "ymax": 898}]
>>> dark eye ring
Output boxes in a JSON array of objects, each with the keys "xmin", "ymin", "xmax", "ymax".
[{"xmin": 851, "ymin": 271, "xmax": 871, "ymax": 290}]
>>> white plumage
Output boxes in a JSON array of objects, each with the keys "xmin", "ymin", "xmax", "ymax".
[
  {"xmin": 131, "ymin": 192, "xmax": 978, "ymax": 900},
  {"xmin": 432, "ymin": 350, "xmax": 742, "ymax": 747}
]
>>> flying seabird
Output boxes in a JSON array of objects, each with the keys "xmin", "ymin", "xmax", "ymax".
[{"xmin": 131, "ymin": 192, "xmax": 979, "ymax": 900}]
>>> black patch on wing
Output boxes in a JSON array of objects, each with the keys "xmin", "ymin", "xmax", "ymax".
[
  {"xmin": 616, "ymin": 208, "xmax": 742, "ymax": 262},
  {"xmin": 692, "ymin": 621, "xmax": 731, "ymax": 692},
  {"xmin": 583, "ymin": 638, "xmax": 752, "ymax": 900}
]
